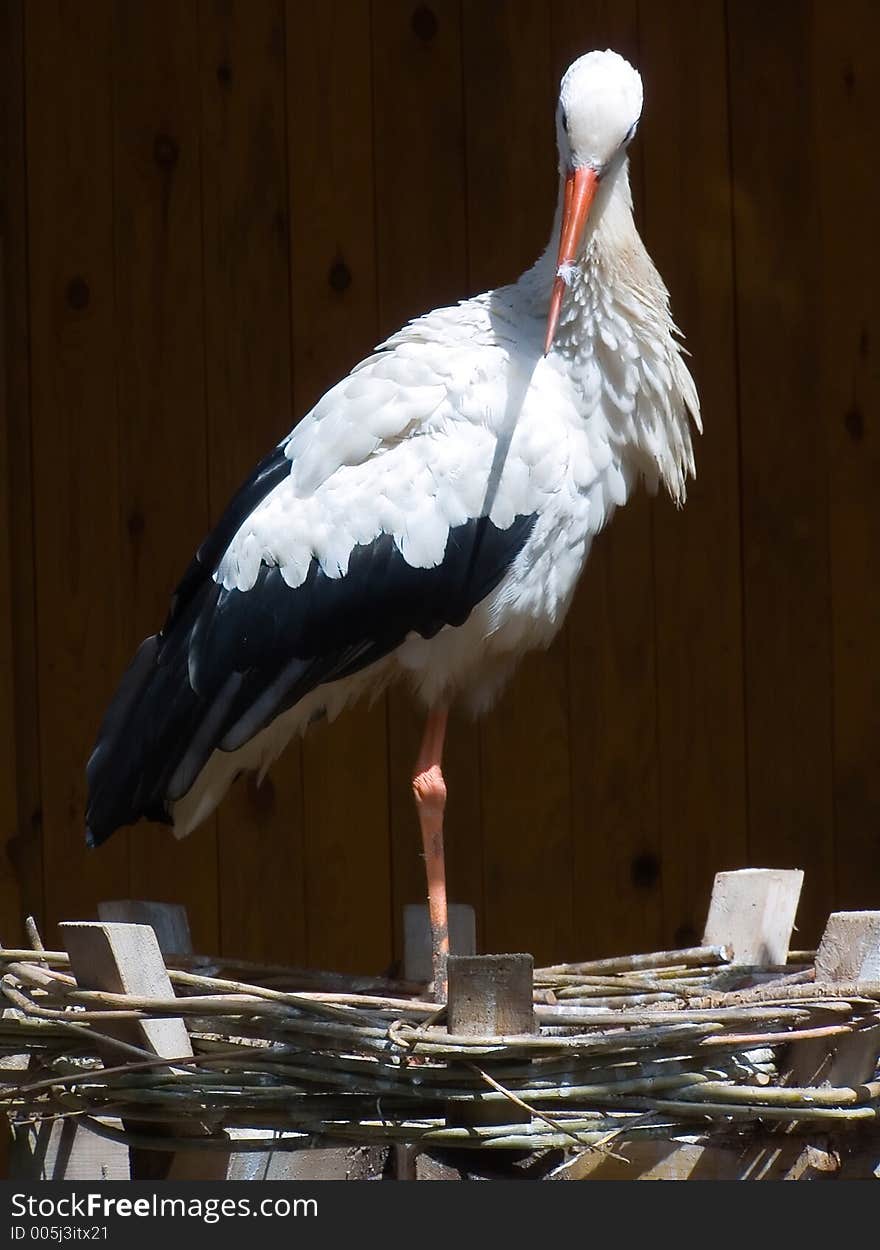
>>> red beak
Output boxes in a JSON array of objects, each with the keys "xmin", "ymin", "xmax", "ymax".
[{"xmin": 543, "ymin": 166, "xmax": 599, "ymax": 356}]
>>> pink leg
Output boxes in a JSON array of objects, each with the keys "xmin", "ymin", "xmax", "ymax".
[{"xmin": 412, "ymin": 707, "xmax": 449, "ymax": 1000}]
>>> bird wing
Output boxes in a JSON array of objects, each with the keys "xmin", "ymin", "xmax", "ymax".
[{"xmin": 85, "ymin": 316, "xmax": 547, "ymax": 845}]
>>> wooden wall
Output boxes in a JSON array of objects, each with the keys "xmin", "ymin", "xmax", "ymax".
[{"xmin": 1, "ymin": 0, "xmax": 877, "ymax": 971}]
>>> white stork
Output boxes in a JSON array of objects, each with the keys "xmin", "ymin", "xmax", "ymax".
[{"xmin": 86, "ymin": 50, "xmax": 699, "ymax": 992}]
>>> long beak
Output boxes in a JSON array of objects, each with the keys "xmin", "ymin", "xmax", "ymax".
[{"xmin": 543, "ymin": 166, "xmax": 599, "ymax": 356}]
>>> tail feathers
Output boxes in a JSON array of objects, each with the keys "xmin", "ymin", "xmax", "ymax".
[{"xmin": 85, "ymin": 628, "xmax": 209, "ymax": 847}]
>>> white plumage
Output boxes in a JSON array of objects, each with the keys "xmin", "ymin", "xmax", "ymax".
[{"xmin": 87, "ymin": 50, "xmax": 699, "ymax": 986}]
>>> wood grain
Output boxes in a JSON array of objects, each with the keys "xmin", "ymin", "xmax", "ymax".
[
  {"xmin": 199, "ymin": 0, "xmax": 305, "ymax": 963},
  {"xmin": 0, "ymin": 239, "xmax": 20, "ymax": 942},
  {"xmin": 0, "ymin": 0, "xmax": 41, "ymax": 943},
  {"xmin": 290, "ymin": 1, "xmax": 389, "ymax": 974},
  {"xmin": 727, "ymin": 1, "xmax": 835, "ymax": 944},
  {"xmin": 111, "ymin": 0, "xmax": 218, "ymax": 953},
  {"xmin": 811, "ymin": 3, "xmax": 880, "ymax": 913},
  {"xmin": 25, "ymin": 0, "xmax": 130, "ymax": 935},
  {"xmin": 3, "ymin": 2, "xmax": 878, "ymax": 979},
  {"xmin": 639, "ymin": 0, "xmax": 748, "ymax": 946}
]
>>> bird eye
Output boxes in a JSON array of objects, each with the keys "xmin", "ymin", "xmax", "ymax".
[{"xmin": 559, "ymin": 108, "xmax": 569, "ymax": 135}]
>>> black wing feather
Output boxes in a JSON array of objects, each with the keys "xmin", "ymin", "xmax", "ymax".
[{"xmin": 85, "ymin": 465, "xmax": 535, "ymax": 847}]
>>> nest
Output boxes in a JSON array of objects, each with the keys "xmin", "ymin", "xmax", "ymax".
[{"xmin": 2, "ymin": 942, "xmax": 879, "ymax": 1155}]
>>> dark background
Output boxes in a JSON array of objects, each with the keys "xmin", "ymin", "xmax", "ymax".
[{"xmin": 1, "ymin": 0, "xmax": 877, "ymax": 971}]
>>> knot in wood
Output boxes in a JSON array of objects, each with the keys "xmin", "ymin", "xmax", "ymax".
[
  {"xmin": 328, "ymin": 259, "xmax": 352, "ymax": 293},
  {"xmin": 66, "ymin": 276, "xmax": 90, "ymax": 311},
  {"xmin": 674, "ymin": 922, "xmax": 699, "ymax": 948},
  {"xmin": 844, "ymin": 405, "xmax": 865, "ymax": 442},
  {"xmin": 126, "ymin": 510, "xmax": 145, "ymax": 541},
  {"xmin": 411, "ymin": 5, "xmax": 438, "ymax": 41},
  {"xmin": 631, "ymin": 852, "xmax": 661, "ymax": 889},
  {"xmin": 153, "ymin": 132, "xmax": 179, "ymax": 171}
]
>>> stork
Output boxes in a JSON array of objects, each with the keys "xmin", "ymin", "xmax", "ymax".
[{"xmin": 86, "ymin": 50, "xmax": 699, "ymax": 995}]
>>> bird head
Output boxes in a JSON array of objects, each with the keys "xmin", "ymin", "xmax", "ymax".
[{"xmin": 545, "ymin": 50, "xmax": 644, "ymax": 355}]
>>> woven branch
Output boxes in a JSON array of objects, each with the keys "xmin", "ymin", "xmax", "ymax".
[{"xmin": 2, "ymin": 943, "xmax": 878, "ymax": 1153}]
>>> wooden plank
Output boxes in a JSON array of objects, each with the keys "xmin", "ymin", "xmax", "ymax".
[
  {"xmin": 638, "ymin": 0, "xmax": 749, "ymax": 944},
  {"xmin": 811, "ymin": 4, "xmax": 880, "ymax": 915},
  {"xmin": 61, "ymin": 920, "xmax": 226, "ymax": 1180},
  {"xmin": 793, "ymin": 911, "xmax": 880, "ymax": 1088},
  {"xmin": 368, "ymin": 2, "xmax": 478, "ymax": 972},
  {"xmin": 90, "ymin": 900, "xmax": 345, "ymax": 1178},
  {"xmin": 702, "ymin": 868, "xmax": 803, "ymax": 966},
  {"xmin": 199, "ymin": 0, "xmax": 305, "ymax": 964},
  {"xmin": 288, "ymin": 1, "xmax": 389, "ymax": 974},
  {"xmin": 0, "ymin": 244, "xmax": 21, "ymax": 946},
  {"xmin": 0, "ymin": 0, "xmax": 40, "ymax": 946},
  {"xmin": 446, "ymin": 953, "xmax": 534, "ymax": 1129},
  {"xmin": 110, "ymin": 0, "xmax": 218, "ymax": 954},
  {"xmin": 10, "ymin": 1120, "xmax": 130, "ymax": 1182},
  {"xmin": 462, "ymin": 3, "xmax": 554, "ymax": 288},
  {"xmin": 554, "ymin": 4, "xmax": 664, "ymax": 959},
  {"xmin": 789, "ymin": 908, "xmax": 880, "ymax": 1150},
  {"xmin": 816, "ymin": 910, "xmax": 880, "ymax": 983},
  {"xmin": 25, "ymin": 0, "xmax": 129, "ymax": 934},
  {"xmin": 62, "ymin": 920, "xmax": 192, "ymax": 1060},
  {"xmin": 447, "ymin": 953, "xmax": 534, "ymax": 1036},
  {"xmin": 371, "ymin": 0, "xmax": 468, "ymax": 331},
  {"xmin": 463, "ymin": 4, "xmax": 574, "ymax": 967},
  {"xmin": 727, "ymin": 1, "xmax": 835, "ymax": 946}
]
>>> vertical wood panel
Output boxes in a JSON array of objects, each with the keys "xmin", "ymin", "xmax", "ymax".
[
  {"xmin": 554, "ymin": 4, "xmax": 663, "ymax": 958},
  {"xmin": 0, "ymin": 242, "xmax": 20, "ymax": 938},
  {"xmin": 464, "ymin": 3, "xmax": 572, "ymax": 964},
  {"xmin": 0, "ymin": 0, "xmax": 39, "ymax": 942},
  {"xmin": 200, "ymin": 0, "xmax": 305, "ymax": 963},
  {"xmin": 26, "ymin": 0, "xmax": 129, "ymax": 935},
  {"xmin": 112, "ymin": 0, "xmax": 219, "ymax": 952},
  {"xmin": 9, "ymin": 2, "xmax": 879, "ymax": 973},
  {"xmin": 639, "ymin": 0, "xmax": 748, "ymax": 945},
  {"xmin": 370, "ymin": 0, "xmax": 483, "ymax": 968},
  {"xmin": 812, "ymin": 3, "xmax": 880, "ymax": 912},
  {"xmin": 371, "ymin": 0, "xmax": 467, "ymax": 331},
  {"xmin": 727, "ymin": 0, "xmax": 834, "ymax": 944},
  {"xmin": 289, "ymin": 0, "xmax": 389, "ymax": 974}
]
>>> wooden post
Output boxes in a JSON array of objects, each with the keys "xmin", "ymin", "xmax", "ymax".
[
  {"xmin": 793, "ymin": 911, "xmax": 880, "ymax": 1087},
  {"xmin": 93, "ymin": 901, "xmax": 383, "ymax": 1180},
  {"xmin": 447, "ymin": 953, "xmax": 534, "ymax": 1035},
  {"xmin": 780, "ymin": 910, "xmax": 880, "ymax": 1180},
  {"xmin": 62, "ymin": 921, "xmax": 191, "ymax": 1059},
  {"xmin": 60, "ymin": 920, "xmax": 227, "ymax": 1180},
  {"xmin": 5, "ymin": 916, "xmax": 134, "ymax": 1180},
  {"xmin": 446, "ymin": 953, "xmax": 534, "ymax": 1129},
  {"xmin": 702, "ymin": 868, "xmax": 804, "ymax": 965}
]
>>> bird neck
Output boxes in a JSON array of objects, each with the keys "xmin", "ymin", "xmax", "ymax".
[
  {"xmin": 528, "ymin": 157, "xmax": 642, "ymax": 300},
  {"xmin": 517, "ymin": 158, "xmax": 700, "ymax": 505}
]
